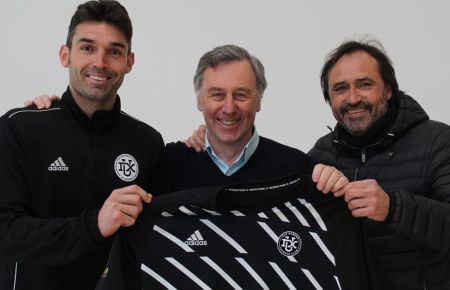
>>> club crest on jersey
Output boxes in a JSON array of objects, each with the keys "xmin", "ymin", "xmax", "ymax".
[
  {"xmin": 114, "ymin": 154, "xmax": 139, "ymax": 182},
  {"xmin": 277, "ymin": 231, "xmax": 302, "ymax": 257}
]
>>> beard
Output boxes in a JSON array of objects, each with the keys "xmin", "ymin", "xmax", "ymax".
[{"xmin": 333, "ymin": 92, "xmax": 390, "ymax": 136}]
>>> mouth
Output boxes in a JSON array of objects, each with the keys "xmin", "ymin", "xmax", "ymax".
[
  {"xmin": 347, "ymin": 108, "xmax": 366, "ymax": 115},
  {"xmin": 218, "ymin": 119, "xmax": 240, "ymax": 126},
  {"xmin": 87, "ymin": 74, "xmax": 111, "ymax": 81}
]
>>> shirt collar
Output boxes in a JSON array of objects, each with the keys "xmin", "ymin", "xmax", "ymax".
[{"xmin": 205, "ymin": 127, "xmax": 260, "ymax": 176}]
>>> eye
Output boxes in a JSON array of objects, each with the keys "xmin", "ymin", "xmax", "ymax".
[
  {"xmin": 210, "ymin": 92, "xmax": 224, "ymax": 100},
  {"xmin": 80, "ymin": 45, "xmax": 94, "ymax": 53},
  {"xmin": 358, "ymin": 82, "xmax": 373, "ymax": 89},
  {"xmin": 110, "ymin": 48, "xmax": 124, "ymax": 57},
  {"xmin": 332, "ymin": 85, "xmax": 347, "ymax": 94},
  {"xmin": 234, "ymin": 91, "xmax": 250, "ymax": 100}
]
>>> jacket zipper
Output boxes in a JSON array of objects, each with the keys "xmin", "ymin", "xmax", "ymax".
[{"xmin": 361, "ymin": 149, "xmax": 366, "ymax": 163}]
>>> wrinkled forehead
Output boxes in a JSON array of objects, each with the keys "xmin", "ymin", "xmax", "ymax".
[{"xmin": 329, "ymin": 51, "xmax": 382, "ymax": 84}]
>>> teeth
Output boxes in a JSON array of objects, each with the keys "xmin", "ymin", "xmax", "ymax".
[
  {"xmin": 89, "ymin": 75, "xmax": 108, "ymax": 81},
  {"xmin": 348, "ymin": 109, "xmax": 364, "ymax": 114},
  {"xmin": 221, "ymin": 120, "xmax": 238, "ymax": 126}
]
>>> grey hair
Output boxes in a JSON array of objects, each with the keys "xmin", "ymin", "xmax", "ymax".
[{"xmin": 193, "ymin": 45, "xmax": 267, "ymax": 98}]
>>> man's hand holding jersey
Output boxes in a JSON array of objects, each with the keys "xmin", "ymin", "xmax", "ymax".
[{"xmin": 98, "ymin": 185, "xmax": 152, "ymax": 238}]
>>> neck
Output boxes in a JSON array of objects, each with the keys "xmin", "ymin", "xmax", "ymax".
[
  {"xmin": 69, "ymin": 86, "xmax": 116, "ymax": 118},
  {"xmin": 208, "ymin": 134, "xmax": 252, "ymax": 166}
]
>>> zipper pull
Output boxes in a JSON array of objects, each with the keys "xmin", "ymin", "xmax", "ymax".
[{"xmin": 361, "ymin": 149, "xmax": 366, "ymax": 163}]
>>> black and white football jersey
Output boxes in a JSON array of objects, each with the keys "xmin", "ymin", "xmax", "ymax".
[{"xmin": 97, "ymin": 174, "xmax": 376, "ymax": 290}]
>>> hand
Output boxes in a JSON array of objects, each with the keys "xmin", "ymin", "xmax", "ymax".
[
  {"xmin": 183, "ymin": 124, "xmax": 206, "ymax": 152},
  {"xmin": 98, "ymin": 184, "xmax": 152, "ymax": 238},
  {"xmin": 312, "ymin": 164, "xmax": 348, "ymax": 194},
  {"xmin": 343, "ymin": 179, "xmax": 390, "ymax": 222},
  {"xmin": 24, "ymin": 95, "xmax": 60, "ymax": 109}
]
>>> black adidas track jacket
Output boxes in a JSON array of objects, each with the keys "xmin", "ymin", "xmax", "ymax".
[{"xmin": 0, "ymin": 88, "xmax": 166, "ymax": 290}]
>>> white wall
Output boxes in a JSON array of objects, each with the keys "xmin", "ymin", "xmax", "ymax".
[{"xmin": 1, "ymin": 0, "xmax": 449, "ymax": 151}]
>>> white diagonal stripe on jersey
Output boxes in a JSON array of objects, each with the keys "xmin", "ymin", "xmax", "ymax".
[
  {"xmin": 141, "ymin": 263, "xmax": 178, "ymax": 290},
  {"xmin": 309, "ymin": 232, "xmax": 335, "ymax": 266},
  {"xmin": 161, "ymin": 212, "xmax": 173, "ymax": 217},
  {"xmin": 153, "ymin": 225, "xmax": 194, "ymax": 252},
  {"xmin": 235, "ymin": 258, "xmax": 270, "ymax": 290},
  {"xmin": 201, "ymin": 208, "xmax": 221, "ymax": 216},
  {"xmin": 165, "ymin": 258, "xmax": 212, "ymax": 290},
  {"xmin": 54, "ymin": 159, "xmax": 61, "ymax": 166},
  {"xmin": 200, "ymin": 256, "xmax": 243, "ymax": 290},
  {"xmin": 179, "ymin": 206, "xmax": 197, "ymax": 215},
  {"xmin": 269, "ymin": 262, "xmax": 296, "ymax": 290},
  {"xmin": 231, "ymin": 210, "xmax": 245, "ymax": 216},
  {"xmin": 257, "ymin": 222, "xmax": 297, "ymax": 263},
  {"xmin": 257, "ymin": 212, "xmax": 268, "ymax": 219},
  {"xmin": 200, "ymin": 219, "xmax": 247, "ymax": 254},
  {"xmin": 57, "ymin": 157, "xmax": 66, "ymax": 166},
  {"xmin": 285, "ymin": 201, "xmax": 310, "ymax": 227},
  {"xmin": 301, "ymin": 268, "xmax": 324, "ymax": 290},
  {"xmin": 194, "ymin": 230, "xmax": 203, "ymax": 240},
  {"xmin": 271, "ymin": 207, "xmax": 290, "ymax": 223},
  {"xmin": 50, "ymin": 162, "xmax": 56, "ymax": 167},
  {"xmin": 299, "ymin": 198, "xmax": 327, "ymax": 231},
  {"xmin": 334, "ymin": 275, "xmax": 342, "ymax": 290}
]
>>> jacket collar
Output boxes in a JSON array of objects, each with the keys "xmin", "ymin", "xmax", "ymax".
[{"xmin": 60, "ymin": 87, "xmax": 122, "ymax": 132}]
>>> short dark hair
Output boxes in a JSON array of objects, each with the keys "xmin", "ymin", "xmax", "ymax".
[
  {"xmin": 193, "ymin": 45, "xmax": 267, "ymax": 98},
  {"xmin": 66, "ymin": 0, "xmax": 132, "ymax": 53},
  {"xmin": 320, "ymin": 39, "xmax": 399, "ymax": 103}
]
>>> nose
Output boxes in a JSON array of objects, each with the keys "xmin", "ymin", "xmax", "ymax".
[
  {"xmin": 222, "ymin": 94, "xmax": 236, "ymax": 114},
  {"xmin": 92, "ymin": 50, "xmax": 107, "ymax": 68},
  {"xmin": 347, "ymin": 86, "xmax": 361, "ymax": 104}
]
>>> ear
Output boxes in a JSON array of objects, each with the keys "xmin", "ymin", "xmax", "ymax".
[
  {"xmin": 59, "ymin": 45, "xmax": 70, "ymax": 68},
  {"xmin": 256, "ymin": 97, "xmax": 262, "ymax": 112},
  {"xmin": 197, "ymin": 95, "xmax": 203, "ymax": 112},
  {"xmin": 125, "ymin": 52, "xmax": 135, "ymax": 74},
  {"xmin": 385, "ymin": 85, "xmax": 392, "ymax": 100}
]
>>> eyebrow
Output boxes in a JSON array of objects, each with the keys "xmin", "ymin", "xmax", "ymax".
[
  {"xmin": 331, "ymin": 77, "xmax": 374, "ymax": 88},
  {"xmin": 76, "ymin": 38, "xmax": 127, "ymax": 50}
]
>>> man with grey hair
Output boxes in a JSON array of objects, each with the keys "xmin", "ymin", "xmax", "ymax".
[{"xmin": 166, "ymin": 44, "xmax": 331, "ymax": 192}]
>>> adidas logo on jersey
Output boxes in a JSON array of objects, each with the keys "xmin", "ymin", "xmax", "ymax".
[
  {"xmin": 48, "ymin": 157, "xmax": 69, "ymax": 171},
  {"xmin": 185, "ymin": 230, "xmax": 207, "ymax": 246}
]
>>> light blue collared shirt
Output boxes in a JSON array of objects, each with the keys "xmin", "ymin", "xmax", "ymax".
[{"xmin": 205, "ymin": 128, "xmax": 260, "ymax": 176}]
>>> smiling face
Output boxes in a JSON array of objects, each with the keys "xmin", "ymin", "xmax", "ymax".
[
  {"xmin": 197, "ymin": 59, "xmax": 261, "ymax": 152},
  {"xmin": 328, "ymin": 50, "xmax": 392, "ymax": 136},
  {"xmin": 59, "ymin": 21, "xmax": 134, "ymax": 114}
]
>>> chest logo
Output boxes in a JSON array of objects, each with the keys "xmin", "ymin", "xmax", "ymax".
[
  {"xmin": 48, "ymin": 157, "xmax": 69, "ymax": 172},
  {"xmin": 114, "ymin": 154, "xmax": 139, "ymax": 182},
  {"xmin": 277, "ymin": 231, "xmax": 302, "ymax": 257}
]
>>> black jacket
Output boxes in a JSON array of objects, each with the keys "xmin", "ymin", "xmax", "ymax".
[
  {"xmin": 309, "ymin": 93, "xmax": 450, "ymax": 290},
  {"xmin": 0, "ymin": 89, "xmax": 167, "ymax": 290}
]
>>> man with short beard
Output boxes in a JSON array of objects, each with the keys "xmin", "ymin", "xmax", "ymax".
[
  {"xmin": 0, "ymin": 1, "xmax": 166, "ymax": 289},
  {"xmin": 309, "ymin": 40, "xmax": 450, "ymax": 289}
]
